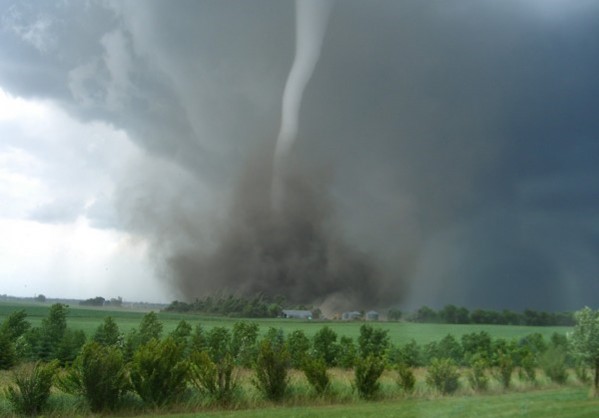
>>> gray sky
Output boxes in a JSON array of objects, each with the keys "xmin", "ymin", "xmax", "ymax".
[{"xmin": 0, "ymin": 0, "xmax": 598, "ymax": 310}]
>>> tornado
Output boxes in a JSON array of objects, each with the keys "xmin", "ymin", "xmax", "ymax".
[{"xmin": 271, "ymin": 0, "xmax": 334, "ymax": 211}]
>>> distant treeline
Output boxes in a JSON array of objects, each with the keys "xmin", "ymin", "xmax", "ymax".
[
  {"xmin": 405, "ymin": 305, "xmax": 575, "ymax": 326},
  {"xmin": 164, "ymin": 295, "xmax": 318, "ymax": 318}
]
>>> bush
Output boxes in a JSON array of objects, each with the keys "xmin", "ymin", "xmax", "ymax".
[
  {"xmin": 541, "ymin": 345, "xmax": 568, "ymax": 384},
  {"xmin": 286, "ymin": 330, "xmax": 311, "ymax": 369},
  {"xmin": 520, "ymin": 350, "xmax": 537, "ymax": 383},
  {"xmin": 396, "ymin": 362, "xmax": 416, "ymax": 393},
  {"xmin": 466, "ymin": 354, "xmax": 488, "ymax": 391},
  {"xmin": 358, "ymin": 325, "xmax": 390, "ymax": 359},
  {"xmin": 338, "ymin": 336, "xmax": 357, "ymax": 369},
  {"xmin": 5, "ymin": 361, "xmax": 58, "ymax": 416},
  {"xmin": 58, "ymin": 342, "xmax": 129, "ymax": 412},
  {"xmin": 0, "ymin": 332, "xmax": 17, "ymax": 370},
  {"xmin": 252, "ymin": 330, "xmax": 289, "ymax": 401},
  {"xmin": 130, "ymin": 337, "xmax": 189, "ymax": 406},
  {"xmin": 302, "ymin": 355, "xmax": 330, "ymax": 395},
  {"xmin": 312, "ymin": 326, "xmax": 339, "ymax": 367},
  {"xmin": 189, "ymin": 350, "xmax": 237, "ymax": 404},
  {"xmin": 231, "ymin": 322, "xmax": 259, "ymax": 368},
  {"xmin": 354, "ymin": 355, "xmax": 385, "ymax": 399},
  {"xmin": 426, "ymin": 358, "xmax": 460, "ymax": 395},
  {"xmin": 93, "ymin": 316, "xmax": 122, "ymax": 347},
  {"xmin": 493, "ymin": 352, "xmax": 514, "ymax": 388}
]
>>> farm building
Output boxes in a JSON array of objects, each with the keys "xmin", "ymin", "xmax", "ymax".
[
  {"xmin": 365, "ymin": 310, "xmax": 379, "ymax": 321},
  {"xmin": 342, "ymin": 311, "xmax": 362, "ymax": 321},
  {"xmin": 282, "ymin": 309, "xmax": 312, "ymax": 320}
]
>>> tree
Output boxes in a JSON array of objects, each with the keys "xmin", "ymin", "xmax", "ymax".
[
  {"xmin": 570, "ymin": 307, "xmax": 599, "ymax": 392},
  {"xmin": 312, "ymin": 326, "xmax": 339, "ymax": 367},
  {"xmin": 93, "ymin": 317, "xmax": 121, "ymax": 347},
  {"xmin": 387, "ymin": 309, "xmax": 402, "ymax": 321},
  {"xmin": 252, "ymin": 329, "xmax": 289, "ymax": 401},
  {"xmin": 59, "ymin": 342, "xmax": 129, "ymax": 412},
  {"xmin": 138, "ymin": 311, "xmax": 163, "ymax": 344},
  {"xmin": 358, "ymin": 324, "xmax": 390, "ymax": 359}
]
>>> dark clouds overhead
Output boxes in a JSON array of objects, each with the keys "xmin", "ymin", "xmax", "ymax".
[{"xmin": 1, "ymin": 0, "xmax": 598, "ymax": 310}]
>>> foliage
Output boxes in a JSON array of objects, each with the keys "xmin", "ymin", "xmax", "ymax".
[
  {"xmin": 286, "ymin": 329, "xmax": 311, "ymax": 369},
  {"xmin": 93, "ymin": 316, "xmax": 122, "ymax": 347},
  {"xmin": 397, "ymin": 339, "xmax": 422, "ymax": 367},
  {"xmin": 570, "ymin": 306, "xmax": 599, "ymax": 390},
  {"xmin": 138, "ymin": 311, "xmax": 163, "ymax": 345},
  {"xmin": 58, "ymin": 341, "xmax": 129, "ymax": 412},
  {"xmin": 395, "ymin": 362, "xmax": 416, "ymax": 393},
  {"xmin": 461, "ymin": 331, "xmax": 492, "ymax": 363},
  {"xmin": 5, "ymin": 361, "xmax": 58, "ymax": 416},
  {"xmin": 189, "ymin": 350, "xmax": 237, "ymax": 404},
  {"xmin": 130, "ymin": 337, "xmax": 189, "ymax": 406},
  {"xmin": 358, "ymin": 324, "xmax": 390, "ymax": 359},
  {"xmin": 466, "ymin": 354, "xmax": 489, "ymax": 391},
  {"xmin": 312, "ymin": 326, "xmax": 339, "ymax": 367},
  {"xmin": 338, "ymin": 336, "xmax": 357, "ymax": 369},
  {"xmin": 387, "ymin": 309, "xmax": 402, "ymax": 321},
  {"xmin": 540, "ymin": 345, "xmax": 568, "ymax": 384},
  {"xmin": 252, "ymin": 329, "xmax": 289, "ymax": 401},
  {"xmin": 169, "ymin": 319, "xmax": 192, "ymax": 344},
  {"xmin": 492, "ymin": 346, "xmax": 515, "ymax": 389},
  {"xmin": 0, "ymin": 332, "xmax": 17, "ymax": 370},
  {"xmin": 354, "ymin": 354, "xmax": 386, "ymax": 399},
  {"xmin": 302, "ymin": 355, "xmax": 330, "ymax": 395},
  {"xmin": 426, "ymin": 358, "xmax": 460, "ymax": 394},
  {"xmin": 231, "ymin": 321, "xmax": 259, "ymax": 367},
  {"xmin": 1, "ymin": 309, "xmax": 31, "ymax": 340},
  {"xmin": 55, "ymin": 329, "xmax": 86, "ymax": 366}
]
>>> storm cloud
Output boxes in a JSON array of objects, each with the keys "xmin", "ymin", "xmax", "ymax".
[{"xmin": 1, "ymin": 0, "xmax": 599, "ymax": 310}]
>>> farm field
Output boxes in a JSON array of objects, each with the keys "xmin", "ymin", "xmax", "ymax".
[
  {"xmin": 142, "ymin": 387, "xmax": 598, "ymax": 418},
  {"xmin": 0, "ymin": 301, "xmax": 573, "ymax": 345}
]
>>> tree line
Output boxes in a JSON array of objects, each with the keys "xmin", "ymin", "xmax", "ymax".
[
  {"xmin": 164, "ymin": 294, "xmax": 318, "ymax": 318},
  {"xmin": 0, "ymin": 304, "xmax": 598, "ymax": 416},
  {"xmin": 401, "ymin": 304, "xmax": 576, "ymax": 326}
]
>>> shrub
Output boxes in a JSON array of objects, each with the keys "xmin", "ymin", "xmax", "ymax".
[
  {"xmin": 358, "ymin": 325, "xmax": 390, "ymax": 359},
  {"xmin": 493, "ymin": 351, "xmax": 515, "ymax": 389},
  {"xmin": 0, "ymin": 332, "xmax": 17, "ymax": 370},
  {"xmin": 312, "ymin": 326, "xmax": 339, "ymax": 367},
  {"xmin": 398, "ymin": 339, "xmax": 422, "ymax": 367},
  {"xmin": 231, "ymin": 322, "xmax": 259, "ymax": 368},
  {"xmin": 338, "ymin": 336, "xmax": 357, "ymax": 369},
  {"xmin": 466, "ymin": 354, "xmax": 488, "ymax": 391},
  {"xmin": 189, "ymin": 350, "xmax": 237, "ymax": 404},
  {"xmin": 286, "ymin": 330, "xmax": 311, "ymax": 369},
  {"xmin": 58, "ymin": 342, "xmax": 129, "ymax": 412},
  {"xmin": 93, "ymin": 316, "xmax": 121, "ymax": 347},
  {"xmin": 130, "ymin": 337, "xmax": 189, "ymax": 406},
  {"xmin": 1, "ymin": 310, "xmax": 31, "ymax": 340},
  {"xmin": 252, "ymin": 330, "xmax": 289, "ymax": 401},
  {"xmin": 5, "ymin": 361, "xmax": 58, "ymax": 416},
  {"xmin": 354, "ymin": 355, "xmax": 385, "ymax": 399},
  {"xmin": 302, "ymin": 355, "xmax": 330, "ymax": 395},
  {"xmin": 55, "ymin": 329, "xmax": 86, "ymax": 366},
  {"xmin": 138, "ymin": 311, "xmax": 163, "ymax": 345},
  {"xmin": 541, "ymin": 345, "xmax": 568, "ymax": 384},
  {"xmin": 396, "ymin": 362, "xmax": 416, "ymax": 393},
  {"xmin": 426, "ymin": 358, "xmax": 460, "ymax": 395},
  {"xmin": 520, "ymin": 350, "xmax": 537, "ymax": 383}
]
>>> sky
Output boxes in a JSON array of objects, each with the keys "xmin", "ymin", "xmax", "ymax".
[{"xmin": 0, "ymin": 0, "xmax": 598, "ymax": 310}]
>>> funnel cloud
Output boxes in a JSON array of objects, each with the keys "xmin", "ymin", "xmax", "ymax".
[{"xmin": 1, "ymin": 1, "xmax": 599, "ymax": 311}]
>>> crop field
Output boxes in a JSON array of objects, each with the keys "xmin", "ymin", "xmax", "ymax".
[
  {"xmin": 0, "ymin": 301, "xmax": 572, "ymax": 345},
  {"xmin": 147, "ymin": 387, "xmax": 599, "ymax": 418}
]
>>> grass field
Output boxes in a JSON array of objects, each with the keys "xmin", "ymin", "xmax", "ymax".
[
  {"xmin": 144, "ymin": 387, "xmax": 598, "ymax": 418},
  {"xmin": 0, "ymin": 301, "xmax": 573, "ymax": 345}
]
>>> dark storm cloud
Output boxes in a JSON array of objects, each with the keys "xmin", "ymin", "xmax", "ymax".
[{"xmin": 1, "ymin": 0, "xmax": 599, "ymax": 310}]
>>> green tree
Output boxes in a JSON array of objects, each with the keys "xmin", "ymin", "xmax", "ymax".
[
  {"xmin": 59, "ymin": 342, "xmax": 129, "ymax": 412},
  {"xmin": 358, "ymin": 324, "xmax": 390, "ymax": 359},
  {"xmin": 286, "ymin": 329, "xmax": 311, "ymax": 369},
  {"xmin": 302, "ymin": 355, "xmax": 330, "ymax": 395},
  {"xmin": 387, "ymin": 309, "xmax": 402, "ymax": 321},
  {"xmin": 130, "ymin": 337, "xmax": 189, "ymax": 406},
  {"xmin": 138, "ymin": 311, "xmax": 163, "ymax": 344},
  {"xmin": 252, "ymin": 329, "xmax": 289, "ymax": 401},
  {"xmin": 231, "ymin": 321, "xmax": 259, "ymax": 367},
  {"xmin": 5, "ymin": 361, "xmax": 58, "ymax": 416},
  {"xmin": 570, "ymin": 307, "xmax": 599, "ymax": 391},
  {"xmin": 312, "ymin": 326, "xmax": 339, "ymax": 367},
  {"xmin": 354, "ymin": 354, "xmax": 386, "ymax": 399},
  {"xmin": 426, "ymin": 358, "xmax": 460, "ymax": 394},
  {"xmin": 1, "ymin": 309, "xmax": 31, "ymax": 340},
  {"xmin": 0, "ymin": 332, "xmax": 17, "ymax": 370},
  {"xmin": 93, "ymin": 316, "xmax": 121, "ymax": 347}
]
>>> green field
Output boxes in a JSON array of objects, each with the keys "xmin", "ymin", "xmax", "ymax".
[
  {"xmin": 0, "ymin": 301, "xmax": 573, "ymax": 345},
  {"xmin": 148, "ymin": 388, "xmax": 599, "ymax": 418}
]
